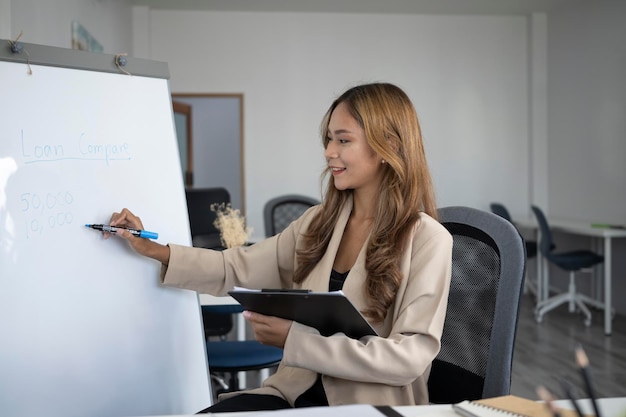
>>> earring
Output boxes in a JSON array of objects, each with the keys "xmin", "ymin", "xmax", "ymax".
[{"xmin": 381, "ymin": 159, "xmax": 386, "ymax": 164}]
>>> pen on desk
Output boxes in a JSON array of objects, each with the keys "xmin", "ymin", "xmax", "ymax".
[
  {"xmin": 536, "ymin": 385, "xmax": 563, "ymax": 417},
  {"xmin": 560, "ymin": 379, "xmax": 584, "ymax": 417},
  {"xmin": 85, "ymin": 224, "xmax": 159, "ymax": 240},
  {"xmin": 575, "ymin": 344, "xmax": 603, "ymax": 417}
]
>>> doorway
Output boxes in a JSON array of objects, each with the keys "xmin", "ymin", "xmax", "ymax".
[{"xmin": 172, "ymin": 94, "xmax": 245, "ymax": 213}]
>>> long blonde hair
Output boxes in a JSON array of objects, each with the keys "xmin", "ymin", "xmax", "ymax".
[{"xmin": 294, "ymin": 83, "xmax": 437, "ymax": 322}]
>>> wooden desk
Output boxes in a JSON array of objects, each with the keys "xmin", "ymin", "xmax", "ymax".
[{"xmin": 515, "ymin": 217, "xmax": 626, "ymax": 335}]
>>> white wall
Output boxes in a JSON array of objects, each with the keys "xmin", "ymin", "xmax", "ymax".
[
  {"xmin": 135, "ymin": 9, "xmax": 531, "ymax": 240},
  {"xmin": 548, "ymin": 0, "xmax": 626, "ymax": 225},
  {"xmin": 0, "ymin": 0, "xmax": 11, "ymax": 40},
  {"xmin": 546, "ymin": 0, "xmax": 626, "ymax": 313},
  {"xmin": 134, "ymin": 4, "xmax": 626, "ymax": 315},
  {"xmin": 5, "ymin": 0, "xmax": 626, "ymax": 314},
  {"xmin": 3, "ymin": 0, "xmax": 132, "ymax": 54}
]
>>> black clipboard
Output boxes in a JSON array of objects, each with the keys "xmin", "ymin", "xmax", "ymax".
[{"xmin": 228, "ymin": 289, "xmax": 378, "ymax": 339}]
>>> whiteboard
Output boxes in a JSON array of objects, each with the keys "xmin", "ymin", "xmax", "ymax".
[{"xmin": 0, "ymin": 43, "xmax": 211, "ymax": 416}]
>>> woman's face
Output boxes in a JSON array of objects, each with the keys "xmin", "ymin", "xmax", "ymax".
[{"xmin": 325, "ymin": 102, "xmax": 384, "ymax": 194}]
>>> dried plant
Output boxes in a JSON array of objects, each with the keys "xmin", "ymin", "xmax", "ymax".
[{"xmin": 211, "ymin": 203, "xmax": 253, "ymax": 248}]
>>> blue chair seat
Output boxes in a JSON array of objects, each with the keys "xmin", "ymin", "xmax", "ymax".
[
  {"xmin": 207, "ymin": 341, "xmax": 283, "ymax": 371},
  {"xmin": 202, "ymin": 304, "xmax": 283, "ymax": 393},
  {"xmin": 548, "ymin": 250, "xmax": 603, "ymax": 271}
]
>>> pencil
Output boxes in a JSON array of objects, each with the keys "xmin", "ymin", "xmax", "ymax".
[
  {"xmin": 575, "ymin": 344, "xmax": 603, "ymax": 417},
  {"xmin": 537, "ymin": 385, "xmax": 563, "ymax": 417},
  {"xmin": 560, "ymin": 379, "xmax": 584, "ymax": 417}
]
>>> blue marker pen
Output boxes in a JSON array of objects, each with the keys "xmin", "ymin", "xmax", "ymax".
[{"xmin": 85, "ymin": 224, "xmax": 159, "ymax": 239}]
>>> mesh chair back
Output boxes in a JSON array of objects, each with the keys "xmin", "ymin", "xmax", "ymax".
[
  {"xmin": 428, "ymin": 206, "xmax": 525, "ymax": 403},
  {"xmin": 263, "ymin": 194, "xmax": 320, "ymax": 237}
]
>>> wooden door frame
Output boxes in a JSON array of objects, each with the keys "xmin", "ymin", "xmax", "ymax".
[{"xmin": 172, "ymin": 100, "xmax": 193, "ymax": 186}]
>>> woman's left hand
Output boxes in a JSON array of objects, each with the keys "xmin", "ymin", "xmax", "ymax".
[{"xmin": 242, "ymin": 311, "xmax": 292, "ymax": 348}]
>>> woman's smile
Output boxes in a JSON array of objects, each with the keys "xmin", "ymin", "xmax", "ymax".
[{"xmin": 330, "ymin": 166, "xmax": 346, "ymax": 176}]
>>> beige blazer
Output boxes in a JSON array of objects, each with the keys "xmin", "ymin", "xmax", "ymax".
[{"xmin": 161, "ymin": 197, "xmax": 452, "ymax": 406}]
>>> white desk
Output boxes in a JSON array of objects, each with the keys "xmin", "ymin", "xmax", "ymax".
[
  {"xmin": 153, "ymin": 397, "xmax": 626, "ymax": 417},
  {"xmin": 515, "ymin": 217, "xmax": 626, "ymax": 336}
]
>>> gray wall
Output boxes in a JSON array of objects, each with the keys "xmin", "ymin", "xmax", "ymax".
[
  {"xmin": 549, "ymin": 0, "xmax": 626, "ymax": 224},
  {"xmin": 546, "ymin": 0, "xmax": 626, "ymax": 312}
]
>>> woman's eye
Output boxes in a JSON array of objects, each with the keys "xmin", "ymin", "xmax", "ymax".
[{"xmin": 325, "ymin": 136, "xmax": 348, "ymax": 145}]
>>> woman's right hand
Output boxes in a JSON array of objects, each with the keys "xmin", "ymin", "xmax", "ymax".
[{"xmin": 107, "ymin": 208, "xmax": 170, "ymax": 265}]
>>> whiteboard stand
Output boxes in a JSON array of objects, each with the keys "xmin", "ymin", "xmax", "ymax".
[{"xmin": 0, "ymin": 40, "xmax": 211, "ymax": 417}]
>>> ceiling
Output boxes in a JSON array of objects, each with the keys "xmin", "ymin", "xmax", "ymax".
[{"xmin": 127, "ymin": 0, "xmax": 574, "ymax": 15}]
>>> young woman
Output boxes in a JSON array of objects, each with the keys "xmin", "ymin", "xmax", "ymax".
[{"xmin": 106, "ymin": 83, "xmax": 452, "ymax": 412}]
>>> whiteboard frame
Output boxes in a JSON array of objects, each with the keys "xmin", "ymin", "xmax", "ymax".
[{"xmin": 1, "ymin": 39, "xmax": 169, "ymax": 79}]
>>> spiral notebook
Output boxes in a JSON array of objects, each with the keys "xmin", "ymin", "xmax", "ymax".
[
  {"xmin": 453, "ymin": 396, "xmax": 589, "ymax": 417},
  {"xmin": 453, "ymin": 400, "xmax": 529, "ymax": 417}
]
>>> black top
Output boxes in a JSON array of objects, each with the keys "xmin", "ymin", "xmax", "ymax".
[{"xmin": 329, "ymin": 269, "xmax": 349, "ymax": 292}]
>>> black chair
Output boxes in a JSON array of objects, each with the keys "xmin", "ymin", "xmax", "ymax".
[
  {"xmin": 263, "ymin": 194, "xmax": 319, "ymax": 237},
  {"xmin": 530, "ymin": 205, "xmax": 606, "ymax": 327},
  {"xmin": 185, "ymin": 187, "xmax": 230, "ymax": 249},
  {"xmin": 490, "ymin": 202, "xmax": 539, "ymax": 298},
  {"xmin": 186, "ymin": 187, "xmax": 282, "ymax": 393},
  {"xmin": 202, "ymin": 304, "xmax": 283, "ymax": 395},
  {"xmin": 428, "ymin": 206, "xmax": 526, "ymax": 404}
]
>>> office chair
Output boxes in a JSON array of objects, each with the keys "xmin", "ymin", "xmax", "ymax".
[
  {"xmin": 428, "ymin": 206, "xmax": 525, "ymax": 404},
  {"xmin": 263, "ymin": 194, "xmax": 320, "ymax": 237},
  {"xmin": 490, "ymin": 202, "xmax": 539, "ymax": 298},
  {"xmin": 202, "ymin": 304, "xmax": 283, "ymax": 395},
  {"xmin": 530, "ymin": 205, "xmax": 605, "ymax": 327},
  {"xmin": 185, "ymin": 187, "xmax": 231, "ymax": 249}
]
